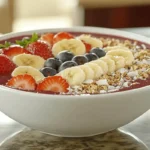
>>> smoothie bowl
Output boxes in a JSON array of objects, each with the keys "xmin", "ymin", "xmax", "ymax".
[{"xmin": 0, "ymin": 27, "xmax": 150, "ymax": 137}]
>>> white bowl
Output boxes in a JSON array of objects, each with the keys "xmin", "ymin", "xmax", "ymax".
[{"xmin": 0, "ymin": 27, "xmax": 150, "ymax": 137}]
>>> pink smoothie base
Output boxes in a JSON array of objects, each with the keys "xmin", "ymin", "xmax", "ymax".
[{"xmin": 0, "ymin": 32, "xmax": 150, "ymax": 95}]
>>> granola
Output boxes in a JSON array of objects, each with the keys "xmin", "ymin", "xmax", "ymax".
[{"xmin": 69, "ymin": 38, "xmax": 150, "ymax": 94}]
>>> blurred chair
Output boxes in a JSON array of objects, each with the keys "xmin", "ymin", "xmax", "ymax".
[
  {"xmin": 79, "ymin": 0, "xmax": 150, "ymax": 28},
  {"xmin": 0, "ymin": 0, "xmax": 13, "ymax": 33}
]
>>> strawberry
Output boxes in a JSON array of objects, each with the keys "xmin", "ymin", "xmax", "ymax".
[
  {"xmin": 53, "ymin": 32, "xmax": 74, "ymax": 43},
  {"xmin": 82, "ymin": 41, "xmax": 92, "ymax": 53},
  {"xmin": 6, "ymin": 74, "xmax": 36, "ymax": 90},
  {"xmin": 37, "ymin": 76, "xmax": 69, "ymax": 93},
  {"xmin": 3, "ymin": 46, "xmax": 31, "ymax": 59},
  {"xmin": 41, "ymin": 33, "xmax": 54, "ymax": 45},
  {"xmin": 0, "ymin": 54, "xmax": 16, "ymax": 75},
  {"xmin": 26, "ymin": 41, "xmax": 53, "ymax": 60}
]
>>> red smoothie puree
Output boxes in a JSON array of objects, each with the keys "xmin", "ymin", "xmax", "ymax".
[{"xmin": 0, "ymin": 32, "xmax": 150, "ymax": 95}]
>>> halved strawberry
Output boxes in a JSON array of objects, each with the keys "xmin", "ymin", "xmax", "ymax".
[
  {"xmin": 37, "ymin": 76, "xmax": 69, "ymax": 93},
  {"xmin": 26, "ymin": 41, "xmax": 53, "ymax": 60},
  {"xmin": 53, "ymin": 32, "xmax": 74, "ymax": 44},
  {"xmin": 0, "ymin": 54, "xmax": 16, "ymax": 75},
  {"xmin": 82, "ymin": 40, "xmax": 92, "ymax": 53},
  {"xmin": 6, "ymin": 74, "xmax": 36, "ymax": 90},
  {"xmin": 40, "ymin": 33, "xmax": 54, "ymax": 45},
  {"xmin": 3, "ymin": 46, "xmax": 31, "ymax": 59}
]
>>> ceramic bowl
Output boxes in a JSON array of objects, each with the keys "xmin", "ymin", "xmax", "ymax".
[{"xmin": 0, "ymin": 27, "xmax": 150, "ymax": 137}]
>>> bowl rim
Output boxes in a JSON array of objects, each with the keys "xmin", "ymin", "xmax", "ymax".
[
  {"xmin": 1, "ymin": 26, "xmax": 150, "ymax": 44},
  {"xmin": 0, "ymin": 26, "xmax": 150, "ymax": 98}
]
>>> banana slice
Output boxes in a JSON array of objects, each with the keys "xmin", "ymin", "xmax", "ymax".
[
  {"xmin": 77, "ymin": 34, "xmax": 103, "ymax": 48},
  {"xmin": 12, "ymin": 66, "xmax": 44, "ymax": 82},
  {"xmin": 91, "ymin": 60, "xmax": 108, "ymax": 74},
  {"xmin": 58, "ymin": 66, "xmax": 85, "ymax": 86},
  {"xmin": 100, "ymin": 56, "xmax": 116, "ymax": 73},
  {"xmin": 107, "ymin": 55, "xmax": 125, "ymax": 70},
  {"xmin": 52, "ymin": 39, "xmax": 86, "ymax": 57},
  {"xmin": 86, "ymin": 63, "xmax": 103, "ymax": 79},
  {"xmin": 106, "ymin": 49, "xmax": 134, "ymax": 65},
  {"xmin": 104, "ymin": 46, "xmax": 129, "ymax": 52},
  {"xmin": 80, "ymin": 65, "xmax": 95, "ymax": 80},
  {"xmin": 13, "ymin": 54, "xmax": 45, "ymax": 69}
]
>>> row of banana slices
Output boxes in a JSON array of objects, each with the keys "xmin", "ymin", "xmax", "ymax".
[{"xmin": 58, "ymin": 49, "xmax": 134, "ymax": 86}]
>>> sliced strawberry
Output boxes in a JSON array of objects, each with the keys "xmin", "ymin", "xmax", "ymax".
[
  {"xmin": 6, "ymin": 74, "xmax": 36, "ymax": 90},
  {"xmin": 53, "ymin": 32, "xmax": 74, "ymax": 44},
  {"xmin": 37, "ymin": 76, "xmax": 69, "ymax": 93},
  {"xmin": 40, "ymin": 33, "xmax": 54, "ymax": 45},
  {"xmin": 3, "ymin": 46, "xmax": 31, "ymax": 59},
  {"xmin": 82, "ymin": 40, "xmax": 92, "ymax": 53},
  {"xmin": 0, "ymin": 54, "xmax": 16, "ymax": 75},
  {"xmin": 26, "ymin": 41, "xmax": 53, "ymax": 60}
]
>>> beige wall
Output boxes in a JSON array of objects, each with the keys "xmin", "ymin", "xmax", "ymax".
[{"xmin": 14, "ymin": 0, "xmax": 77, "ymax": 18}]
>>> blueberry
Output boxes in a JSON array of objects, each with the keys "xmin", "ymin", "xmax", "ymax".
[
  {"xmin": 40, "ymin": 67, "xmax": 57, "ymax": 77},
  {"xmin": 84, "ymin": 53, "xmax": 98, "ymax": 62},
  {"xmin": 72, "ymin": 55, "xmax": 88, "ymax": 65},
  {"xmin": 90, "ymin": 47, "xmax": 106, "ymax": 58},
  {"xmin": 57, "ymin": 50, "xmax": 74, "ymax": 62},
  {"xmin": 58, "ymin": 61, "xmax": 77, "ymax": 72},
  {"xmin": 44, "ymin": 58, "xmax": 62, "ymax": 70}
]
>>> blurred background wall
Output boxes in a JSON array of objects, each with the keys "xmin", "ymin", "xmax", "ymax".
[{"xmin": 0, "ymin": 0, "xmax": 150, "ymax": 34}]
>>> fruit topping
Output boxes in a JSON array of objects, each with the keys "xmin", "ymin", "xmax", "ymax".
[
  {"xmin": 40, "ymin": 33, "xmax": 54, "ymax": 45},
  {"xmin": 13, "ymin": 54, "xmax": 45, "ymax": 69},
  {"xmin": 6, "ymin": 74, "xmax": 36, "ymax": 90},
  {"xmin": 82, "ymin": 40, "xmax": 92, "ymax": 53},
  {"xmin": 53, "ymin": 32, "xmax": 74, "ymax": 43},
  {"xmin": 77, "ymin": 34, "xmax": 103, "ymax": 48},
  {"xmin": 58, "ymin": 66, "xmax": 86, "ymax": 86},
  {"xmin": 37, "ymin": 76, "xmax": 69, "ymax": 93},
  {"xmin": 52, "ymin": 39, "xmax": 86, "ymax": 57},
  {"xmin": 85, "ymin": 63, "xmax": 103, "ymax": 79},
  {"xmin": 107, "ymin": 55, "xmax": 125, "ymax": 70},
  {"xmin": 106, "ymin": 49, "xmax": 134, "ymax": 65},
  {"xmin": 3, "ymin": 46, "xmax": 31, "ymax": 59},
  {"xmin": 91, "ymin": 60, "xmax": 108, "ymax": 74},
  {"xmin": 40, "ymin": 67, "xmax": 57, "ymax": 77},
  {"xmin": 90, "ymin": 47, "xmax": 106, "ymax": 58},
  {"xmin": 79, "ymin": 65, "xmax": 94, "ymax": 80},
  {"xmin": 26, "ymin": 41, "xmax": 53, "ymax": 60},
  {"xmin": 58, "ymin": 61, "xmax": 77, "ymax": 72},
  {"xmin": 0, "ymin": 54, "xmax": 16, "ymax": 75},
  {"xmin": 84, "ymin": 53, "xmax": 98, "ymax": 62},
  {"xmin": 72, "ymin": 55, "xmax": 88, "ymax": 65},
  {"xmin": 56, "ymin": 51, "xmax": 74, "ymax": 62},
  {"xmin": 100, "ymin": 56, "xmax": 116, "ymax": 73},
  {"xmin": 44, "ymin": 58, "xmax": 62, "ymax": 70},
  {"xmin": 12, "ymin": 66, "xmax": 44, "ymax": 82}
]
